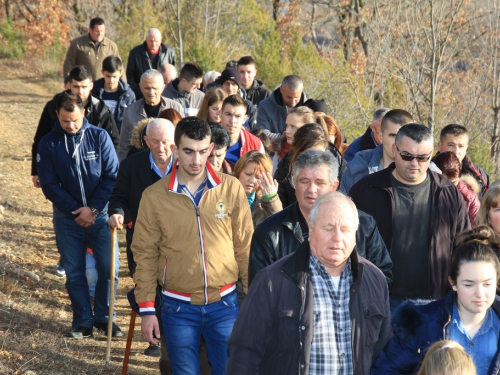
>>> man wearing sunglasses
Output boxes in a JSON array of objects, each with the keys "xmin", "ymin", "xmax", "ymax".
[
  {"xmin": 340, "ymin": 109, "xmax": 414, "ymax": 193},
  {"xmin": 349, "ymin": 123, "xmax": 470, "ymax": 312}
]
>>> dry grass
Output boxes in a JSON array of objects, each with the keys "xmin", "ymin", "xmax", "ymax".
[{"xmin": 0, "ymin": 59, "xmax": 158, "ymax": 374}]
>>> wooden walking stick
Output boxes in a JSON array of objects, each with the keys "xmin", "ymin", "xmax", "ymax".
[
  {"xmin": 122, "ymin": 309, "xmax": 137, "ymax": 375},
  {"xmin": 105, "ymin": 226, "xmax": 117, "ymax": 368}
]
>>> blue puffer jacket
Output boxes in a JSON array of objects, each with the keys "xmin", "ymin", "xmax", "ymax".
[
  {"xmin": 371, "ymin": 292, "xmax": 500, "ymax": 374},
  {"xmin": 340, "ymin": 144, "xmax": 384, "ymax": 194},
  {"xmin": 92, "ymin": 77, "xmax": 136, "ymax": 133},
  {"xmin": 36, "ymin": 118, "xmax": 118, "ymax": 217}
]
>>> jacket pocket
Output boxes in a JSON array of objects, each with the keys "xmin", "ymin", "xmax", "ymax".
[
  {"xmin": 361, "ymin": 300, "xmax": 388, "ymax": 346},
  {"xmin": 277, "ymin": 306, "xmax": 300, "ymax": 351}
]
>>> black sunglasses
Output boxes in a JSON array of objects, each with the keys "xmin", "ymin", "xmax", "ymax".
[{"xmin": 396, "ymin": 146, "xmax": 432, "ymax": 162}]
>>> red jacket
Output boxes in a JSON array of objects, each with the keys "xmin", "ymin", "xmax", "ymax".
[
  {"xmin": 240, "ymin": 128, "xmax": 264, "ymax": 156},
  {"xmin": 456, "ymin": 179, "xmax": 480, "ymax": 227}
]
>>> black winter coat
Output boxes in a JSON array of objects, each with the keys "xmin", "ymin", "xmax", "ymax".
[
  {"xmin": 126, "ymin": 42, "xmax": 176, "ymax": 97},
  {"xmin": 245, "ymin": 79, "xmax": 271, "ymax": 106},
  {"xmin": 249, "ymin": 201, "xmax": 393, "ymax": 285},
  {"xmin": 108, "ymin": 150, "xmax": 160, "ymax": 274},
  {"xmin": 348, "ymin": 164, "xmax": 471, "ymax": 299},
  {"xmin": 229, "ymin": 241, "xmax": 392, "ymax": 375}
]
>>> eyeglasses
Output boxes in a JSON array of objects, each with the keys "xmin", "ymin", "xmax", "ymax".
[{"xmin": 396, "ymin": 146, "xmax": 432, "ymax": 162}]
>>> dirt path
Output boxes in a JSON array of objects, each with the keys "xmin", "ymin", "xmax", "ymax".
[{"xmin": 0, "ymin": 60, "xmax": 158, "ymax": 374}]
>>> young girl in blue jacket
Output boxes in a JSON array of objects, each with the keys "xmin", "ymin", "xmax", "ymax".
[{"xmin": 371, "ymin": 225, "xmax": 500, "ymax": 375}]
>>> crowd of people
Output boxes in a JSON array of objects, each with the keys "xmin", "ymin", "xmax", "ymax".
[{"xmin": 30, "ymin": 16, "xmax": 500, "ymax": 375}]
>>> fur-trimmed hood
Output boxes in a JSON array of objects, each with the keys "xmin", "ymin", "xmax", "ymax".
[
  {"xmin": 372, "ymin": 291, "xmax": 500, "ymax": 374},
  {"xmin": 391, "ymin": 295, "xmax": 451, "ymax": 342},
  {"xmin": 129, "ymin": 117, "xmax": 154, "ymax": 151},
  {"xmin": 461, "ymin": 173, "xmax": 481, "ymax": 194}
]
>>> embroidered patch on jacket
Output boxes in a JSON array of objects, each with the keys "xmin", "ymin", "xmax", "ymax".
[
  {"xmin": 215, "ymin": 200, "xmax": 228, "ymax": 219},
  {"xmin": 83, "ymin": 151, "xmax": 98, "ymax": 161}
]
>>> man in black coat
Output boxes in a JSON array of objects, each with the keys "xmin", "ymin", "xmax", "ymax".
[
  {"xmin": 108, "ymin": 118, "xmax": 175, "ymax": 274},
  {"xmin": 249, "ymin": 150, "xmax": 393, "ymax": 285},
  {"xmin": 228, "ymin": 191, "xmax": 392, "ymax": 375},
  {"xmin": 126, "ymin": 28, "xmax": 176, "ymax": 99},
  {"xmin": 236, "ymin": 56, "xmax": 271, "ymax": 106},
  {"xmin": 349, "ymin": 123, "xmax": 470, "ymax": 307},
  {"xmin": 108, "ymin": 118, "xmax": 175, "ymax": 374},
  {"xmin": 31, "ymin": 65, "xmax": 119, "ymax": 188}
]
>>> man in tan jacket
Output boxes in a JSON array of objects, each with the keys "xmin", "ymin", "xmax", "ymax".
[
  {"xmin": 63, "ymin": 18, "xmax": 120, "ymax": 81},
  {"xmin": 132, "ymin": 116, "xmax": 253, "ymax": 375}
]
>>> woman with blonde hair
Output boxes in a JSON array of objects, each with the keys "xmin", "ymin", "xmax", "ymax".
[
  {"xmin": 197, "ymin": 87, "xmax": 227, "ymax": 125},
  {"xmin": 233, "ymin": 151, "xmax": 282, "ymax": 227},
  {"xmin": 417, "ymin": 341, "xmax": 476, "ymax": 375}
]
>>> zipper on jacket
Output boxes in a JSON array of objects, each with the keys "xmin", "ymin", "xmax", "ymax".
[
  {"xmin": 170, "ymin": 187, "xmax": 211, "ymax": 304},
  {"xmin": 162, "ymin": 255, "xmax": 168, "ymax": 287}
]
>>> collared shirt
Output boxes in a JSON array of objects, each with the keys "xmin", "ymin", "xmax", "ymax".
[
  {"xmin": 309, "ymin": 254, "xmax": 353, "ymax": 375},
  {"xmin": 450, "ymin": 302, "xmax": 500, "ymax": 375},
  {"xmin": 149, "ymin": 153, "xmax": 174, "ymax": 179}
]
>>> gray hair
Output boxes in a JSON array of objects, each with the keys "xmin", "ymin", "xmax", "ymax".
[
  {"xmin": 282, "ymin": 75, "xmax": 303, "ymax": 92},
  {"xmin": 292, "ymin": 150, "xmax": 339, "ymax": 186},
  {"xmin": 146, "ymin": 118, "xmax": 175, "ymax": 136},
  {"xmin": 147, "ymin": 28, "xmax": 161, "ymax": 38},
  {"xmin": 140, "ymin": 69, "xmax": 164, "ymax": 85},
  {"xmin": 373, "ymin": 108, "xmax": 391, "ymax": 122},
  {"xmin": 309, "ymin": 191, "xmax": 359, "ymax": 229},
  {"xmin": 395, "ymin": 123, "xmax": 433, "ymax": 147},
  {"xmin": 204, "ymin": 70, "xmax": 220, "ymax": 82}
]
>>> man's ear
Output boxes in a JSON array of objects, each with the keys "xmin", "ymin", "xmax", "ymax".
[{"xmin": 170, "ymin": 143, "xmax": 178, "ymax": 158}]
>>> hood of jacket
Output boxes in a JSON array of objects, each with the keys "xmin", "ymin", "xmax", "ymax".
[
  {"xmin": 270, "ymin": 86, "xmax": 306, "ymax": 109},
  {"xmin": 164, "ymin": 78, "xmax": 189, "ymax": 99},
  {"xmin": 392, "ymin": 291, "xmax": 500, "ymax": 342},
  {"xmin": 129, "ymin": 118, "xmax": 150, "ymax": 151},
  {"xmin": 248, "ymin": 79, "xmax": 267, "ymax": 92},
  {"xmin": 92, "ymin": 77, "xmax": 131, "ymax": 97},
  {"xmin": 53, "ymin": 117, "xmax": 91, "ymax": 136},
  {"xmin": 461, "ymin": 173, "xmax": 481, "ymax": 194}
]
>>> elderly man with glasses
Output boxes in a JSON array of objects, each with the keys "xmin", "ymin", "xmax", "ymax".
[{"xmin": 348, "ymin": 123, "xmax": 471, "ymax": 313}]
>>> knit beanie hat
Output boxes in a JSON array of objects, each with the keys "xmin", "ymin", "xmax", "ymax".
[{"xmin": 219, "ymin": 67, "xmax": 242, "ymax": 88}]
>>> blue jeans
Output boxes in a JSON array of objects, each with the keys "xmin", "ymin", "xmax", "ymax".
[
  {"xmin": 86, "ymin": 251, "xmax": 98, "ymax": 298},
  {"xmin": 162, "ymin": 291, "xmax": 239, "ymax": 375},
  {"xmin": 53, "ymin": 206, "xmax": 120, "ymax": 328}
]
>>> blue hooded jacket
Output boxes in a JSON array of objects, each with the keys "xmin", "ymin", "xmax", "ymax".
[
  {"xmin": 92, "ymin": 77, "xmax": 136, "ymax": 133},
  {"xmin": 371, "ymin": 291, "xmax": 500, "ymax": 374},
  {"xmin": 36, "ymin": 118, "xmax": 118, "ymax": 217}
]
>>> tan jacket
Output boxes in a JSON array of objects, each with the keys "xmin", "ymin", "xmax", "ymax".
[
  {"xmin": 63, "ymin": 34, "xmax": 120, "ymax": 81},
  {"xmin": 132, "ymin": 162, "xmax": 253, "ymax": 311}
]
